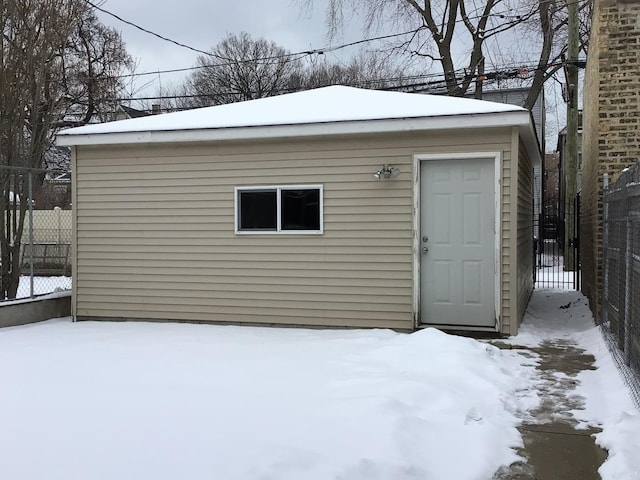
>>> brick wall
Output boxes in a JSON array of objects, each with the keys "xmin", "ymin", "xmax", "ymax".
[{"xmin": 581, "ymin": 0, "xmax": 640, "ymax": 321}]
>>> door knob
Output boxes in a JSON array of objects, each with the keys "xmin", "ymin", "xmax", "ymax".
[{"xmin": 422, "ymin": 246, "xmax": 429, "ymax": 254}]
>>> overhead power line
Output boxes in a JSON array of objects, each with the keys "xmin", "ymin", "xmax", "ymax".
[
  {"xmin": 83, "ymin": 0, "xmax": 216, "ymax": 58},
  {"xmin": 112, "ymin": 59, "xmax": 564, "ymax": 106},
  {"xmin": 83, "ymin": 0, "xmax": 589, "ymax": 88},
  {"xmin": 83, "ymin": 0, "xmax": 425, "ymax": 70}
]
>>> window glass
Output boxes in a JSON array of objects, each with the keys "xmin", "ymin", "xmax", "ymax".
[
  {"xmin": 236, "ymin": 185, "xmax": 322, "ymax": 234},
  {"xmin": 281, "ymin": 189, "xmax": 320, "ymax": 231},
  {"xmin": 238, "ymin": 190, "xmax": 277, "ymax": 230}
]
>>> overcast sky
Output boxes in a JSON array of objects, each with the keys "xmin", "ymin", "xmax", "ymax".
[
  {"xmin": 95, "ymin": 0, "xmax": 366, "ymax": 97},
  {"xmin": 93, "ymin": 0, "xmax": 567, "ymax": 149}
]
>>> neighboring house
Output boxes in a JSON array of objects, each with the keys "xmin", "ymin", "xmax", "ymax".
[
  {"xmin": 581, "ymin": 0, "xmax": 640, "ymax": 320},
  {"xmin": 557, "ymin": 112, "xmax": 583, "ymax": 209},
  {"xmin": 418, "ymin": 86, "xmax": 545, "ymax": 203},
  {"xmin": 555, "ymin": 114, "xmax": 583, "ymax": 252},
  {"xmin": 57, "ymin": 86, "xmax": 540, "ymax": 335},
  {"xmin": 61, "ymin": 104, "xmax": 150, "ymax": 129},
  {"xmin": 92, "ymin": 104, "xmax": 151, "ymax": 122},
  {"xmin": 118, "ymin": 104, "xmax": 151, "ymax": 119},
  {"xmin": 477, "ymin": 87, "xmax": 545, "ymax": 152},
  {"xmin": 49, "ymin": 172, "xmax": 71, "ymax": 184},
  {"xmin": 543, "ymin": 152, "xmax": 560, "ymax": 207},
  {"xmin": 541, "ymin": 152, "xmax": 560, "ymax": 240},
  {"xmin": 477, "ymin": 88, "xmax": 545, "ymax": 244}
]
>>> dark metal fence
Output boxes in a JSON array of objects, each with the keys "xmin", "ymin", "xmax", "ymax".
[
  {"xmin": 0, "ymin": 165, "xmax": 72, "ymax": 301},
  {"xmin": 602, "ymin": 163, "xmax": 640, "ymax": 404},
  {"xmin": 534, "ymin": 194, "xmax": 581, "ymax": 289}
]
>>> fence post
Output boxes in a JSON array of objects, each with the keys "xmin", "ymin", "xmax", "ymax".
[
  {"xmin": 602, "ymin": 174, "xmax": 609, "ymax": 327},
  {"xmin": 55, "ymin": 206, "xmax": 61, "ymax": 245},
  {"xmin": 28, "ymin": 171, "xmax": 34, "ymax": 298},
  {"xmin": 575, "ymin": 194, "xmax": 581, "ymax": 290},
  {"xmin": 625, "ymin": 217, "xmax": 632, "ymax": 365}
]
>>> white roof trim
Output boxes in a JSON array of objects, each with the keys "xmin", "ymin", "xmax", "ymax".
[{"xmin": 57, "ymin": 111, "xmax": 531, "ymax": 147}]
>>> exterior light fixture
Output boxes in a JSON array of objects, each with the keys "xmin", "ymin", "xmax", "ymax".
[{"xmin": 373, "ymin": 165, "xmax": 399, "ymax": 181}]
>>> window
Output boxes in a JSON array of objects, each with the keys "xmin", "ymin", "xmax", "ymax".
[{"xmin": 235, "ymin": 185, "xmax": 323, "ymax": 234}]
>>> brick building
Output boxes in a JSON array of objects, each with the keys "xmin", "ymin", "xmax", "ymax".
[{"xmin": 581, "ymin": 0, "xmax": 640, "ymax": 320}]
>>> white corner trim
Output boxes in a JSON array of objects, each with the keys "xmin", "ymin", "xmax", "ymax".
[
  {"xmin": 412, "ymin": 155, "xmax": 421, "ymax": 328},
  {"xmin": 71, "ymin": 146, "xmax": 78, "ymax": 321},
  {"xmin": 493, "ymin": 152, "xmax": 502, "ymax": 330}
]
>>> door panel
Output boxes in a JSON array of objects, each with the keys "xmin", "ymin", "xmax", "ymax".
[{"xmin": 420, "ymin": 158, "xmax": 495, "ymax": 327}]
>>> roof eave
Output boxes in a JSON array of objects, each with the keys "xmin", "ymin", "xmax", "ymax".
[{"xmin": 56, "ymin": 111, "xmax": 530, "ymax": 147}]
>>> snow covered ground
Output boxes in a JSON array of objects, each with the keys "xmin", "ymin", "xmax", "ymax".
[
  {"xmin": 512, "ymin": 289, "xmax": 640, "ymax": 479},
  {"xmin": 0, "ymin": 289, "xmax": 638, "ymax": 479},
  {"xmin": 16, "ymin": 275, "xmax": 71, "ymax": 299},
  {"xmin": 0, "ymin": 319, "xmax": 535, "ymax": 480},
  {"xmin": 535, "ymin": 267, "xmax": 577, "ymax": 288},
  {"xmin": 575, "ymin": 329, "xmax": 640, "ymax": 479}
]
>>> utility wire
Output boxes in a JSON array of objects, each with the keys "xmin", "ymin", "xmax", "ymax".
[
  {"xmin": 83, "ymin": 0, "xmax": 218, "ymax": 59},
  {"xmin": 83, "ymin": 0, "xmax": 586, "ymax": 81},
  {"xmin": 112, "ymin": 59, "xmax": 563, "ymax": 105},
  {"xmin": 82, "ymin": 0, "xmax": 588, "ymax": 99},
  {"xmin": 83, "ymin": 0, "xmax": 425, "ymax": 67}
]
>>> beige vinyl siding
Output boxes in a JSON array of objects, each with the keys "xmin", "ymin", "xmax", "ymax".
[
  {"xmin": 516, "ymin": 135, "xmax": 535, "ymax": 325},
  {"xmin": 74, "ymin": 128, "xmax": 512, "ymax": 330},
  {"xmin": 501, "ymin": 143, "xmax": 514, "ymax": 335}
]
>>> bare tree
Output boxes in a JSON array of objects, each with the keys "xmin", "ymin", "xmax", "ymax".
[
  {"xmin": 57, "ymin": 4, "xmax": 134, "ymax": 127},
  {"xmin": 300, "ymin": 51, "xmax": 407, "ymax": 90},
  {"xmin": 0, "ymin": 0, "xmax": 132, "ymax": 299},
  {"xmin": 1, "ymin": 0, "xmax": 75, "ymax": 299},
  {"xmin": 516, "ymin": 0, "xmax": 591, "ymax": 109},
  {"xmin": 301, "ymin": 0, "xmax": 592, "ymax": 109},
  {"xmin": 167, "ymin": 46, "xmax": 408, "ymax": 109},
  {"xmin": 144, "ymin": 82, "xmax": 198, "ymax": 112},
  {"xmin": 185, "ymin": 32, "xmax": 304, "ymax": 107}
]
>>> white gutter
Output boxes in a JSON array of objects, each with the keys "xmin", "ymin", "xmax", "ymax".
[{"xmin": 57, "ymin": 111, "xmax": 531, "ymax": 147}]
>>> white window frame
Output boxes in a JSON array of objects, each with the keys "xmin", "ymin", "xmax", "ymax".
[{"xmin": 234, "ymin": 184, "xmax": 324, "ymax": 235}]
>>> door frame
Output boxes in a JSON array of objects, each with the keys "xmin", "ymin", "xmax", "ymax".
[{"xmin": 412, "ymin": 152, "xmax": 502, "ymax": 331}]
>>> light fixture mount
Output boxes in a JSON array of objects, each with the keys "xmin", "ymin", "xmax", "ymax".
[{"xmin": 373, "ymin": 164, "xmax": 399, "ymax": 181}]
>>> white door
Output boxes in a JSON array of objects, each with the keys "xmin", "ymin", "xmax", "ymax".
[{"xmin": 419, "ymin": 158, "xmax": 496, "ymax": 327}]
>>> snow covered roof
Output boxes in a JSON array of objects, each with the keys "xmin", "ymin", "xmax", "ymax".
[{"xmin": 57, "ymin": 86, "xmax": 534, "ymax": 147}]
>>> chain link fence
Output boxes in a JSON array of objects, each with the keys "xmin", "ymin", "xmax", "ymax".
[
  {"xmin": 602, "ymin": 162, "xmax": 640, "ymax": 408},
  {"xmin": 0, "ymin": 165, "xmax": 71, "ymax": 301}
]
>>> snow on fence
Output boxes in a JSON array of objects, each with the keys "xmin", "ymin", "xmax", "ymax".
[{"xmin": 602, "ymin": 163, "xmax": 640, "ymax": 407}]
